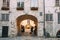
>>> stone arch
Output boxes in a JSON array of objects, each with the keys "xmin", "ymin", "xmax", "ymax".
[
  {"xmin": 16, "ymin": 14, "xmax": 38, "ymax": 36},
  {"xmin": 56, "ymin": 30, "xmax": 60, "ymax": 38}
]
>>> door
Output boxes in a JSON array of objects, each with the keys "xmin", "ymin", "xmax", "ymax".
[{"xmin": 2, "ymin": 26, "xmax": 8, "ymax": 37}]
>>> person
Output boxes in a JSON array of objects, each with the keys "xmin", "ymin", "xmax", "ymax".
[
  {"xmin": 30, "ymin": 26, "xmax": 33, "ymax": 34},
  {"xmin": 31, "ymin": 26, "xmax": 33, "ymax": 32},
  {"xmin": 21, "ymin": 25, "xmax": 25, "ymax": 33},
  {"xmin": 34, "ymin": 26, "xmax": 37, "ymax": 36}
]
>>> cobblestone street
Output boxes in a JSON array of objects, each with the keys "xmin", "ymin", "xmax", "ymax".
[{"xmin": 0, "ymin": 36, "xmax": 60, "ymax": 40}]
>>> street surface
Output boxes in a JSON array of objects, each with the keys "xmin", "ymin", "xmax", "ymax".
[{"xmin": 0, "ymin": 36, "xmax": 60, "ymax": 40}]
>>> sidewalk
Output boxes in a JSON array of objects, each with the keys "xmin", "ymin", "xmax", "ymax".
[{"xmin": 0, "ymin": 36, "xmax": 60, "ymax": 40}]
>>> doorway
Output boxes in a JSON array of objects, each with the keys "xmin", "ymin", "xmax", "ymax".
[
  {"xmin": 20, "ymin": 19, "xmax": 37, "ymax": 36},
  {"xmin": 16, "ymin": 15, "xmax": 38, "ymax": 36},
  {"xmin": 2, "ymin": 26, "xmax": 9, "ymax": 37}
]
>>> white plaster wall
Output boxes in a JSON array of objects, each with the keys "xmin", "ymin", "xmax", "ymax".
[
  {"xmin": 9, "ymin": 0, "xmax": 44, "ymax": 37},
  {"xmin": 45, "ymin": 0, "xmax": 60, "ymax": 37},
  {"xmin": 38, "ymin": 22, "xmax": 44, "ymax": 36},
  {"xmin": 0, "ymin": 0, "xmax": 3, "ymax": 10},
  {"xmin": 0, "ymin": 21, "xmax": 3, "ymax": 37},
  {"xmin": 0, "ymin": 0, "xmax": 60, "ymax": 37}
]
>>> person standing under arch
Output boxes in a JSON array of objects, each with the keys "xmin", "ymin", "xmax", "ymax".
[
  {"xmin": 21, "ymin": 25, "xmax": 25, "ymax": 33},
  {"xmin": 34, "ymin": 26, "xmax": 37, "ymax": 36}
]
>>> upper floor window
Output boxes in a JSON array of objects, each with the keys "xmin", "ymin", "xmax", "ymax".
[
  {"xmin": 31, "ymin": 0, "xmax": 38, "ymax": 7},
  {"xmin": 1, "ymin": 14, "xmax": 9, "ymax": 21},
  {"xmin": 17, "ymin": 0, "xmax": 24, "ymax": 10},
  {"xmin": 46, "ymin": 14, "xmax": 53, "ymax": 21},
  {"xmin": 58, "ymin": 13, "xmax": 60, "ymax": 24},
  {"xmin": 3, "ymin": 0, "xmax": 9, "ymax": 7},
  {"xmin": 1, "ymin": 0, "xmax": 10, "ymax": 10},
  {"xmin": 31, "ymin": 0, "xmax": 38, "ymax": 10},
  {"xmin": 40, "ymin": 12, "xmax": 42, "ymax": 16},
  {"xmin": 55, "ymin": 0, "xmax": 60, "ymax": 6}
]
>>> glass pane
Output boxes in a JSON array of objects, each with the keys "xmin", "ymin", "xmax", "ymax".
[
  {"xmin": 58, "ymin": 13, "xmax": 60, "ymax": 24},
  {"xmin": 17, "ymin": 2, "xmax": 20, "ymax": 7},
  {"xmin": 56, "ymin": 0, "xmax": 59, "ymax": 6},
  {"xmin": 20, "ymin": 0, "xmax": 24, "ymax": 2},
  {"xmin": 3, "ymin": 0, "xmax": 6, "ymax": 3},
  {"xmin": 50, "ymin": 14, "xmax": 53, "ymax": 21},
  {"xmin": 17, "ymin": 0, "xmax": 24, "ymax": 2},
  {"xmin": 3, "ymin": 0, "xmax": 6, "ymax": 6},
  {"xmin": 21, "ymin": 2, "xmax": 24, "ymax": 8},
  {"xmin": 6, "ymin": 14, "xmax": 9, "ymax": 21},
  {"xmin": 31, "ymin": 0, "xmax": 38, "ymax": 7},
  {"xmin": 7, "ymin": 0, "xmax": 9, "ymax": 7},
  {"xmin": 3, "ymin": 0, "xmax": 9, "ymax": 7},
  {"xmin": 2, "ymin": 14, "xmax": 5, "ymax": 21},
  {"xmin": 40, "ymin": 12, "xmax": 42, "ymax": 16},
  {"xmin": 17, "ymin": 0, "xmax": 24, "ymax": 7},
  {"xmin": 46, "ymin": 14, "xmax": 49, "ymax": 21}
]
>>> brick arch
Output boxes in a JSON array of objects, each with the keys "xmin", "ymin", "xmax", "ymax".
[{"xmin": 16, "ymin": 14, "xmax": 38, "ymax": 35}]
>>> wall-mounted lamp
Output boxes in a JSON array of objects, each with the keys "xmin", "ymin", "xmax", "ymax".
[
  {"xmin": 55, "ymin": 9, "xmax": 57, "ymax": 13},
  {"xmin": 11, "ymin": 21, "xmax": 14, "ymax": 25},
  {"xmin": 9, "ymin": 11, "xmax": 12, "ymax": 13},
  {"xmin": 48, "ymin": 11, "xmax": 50, "ymax": 13}
]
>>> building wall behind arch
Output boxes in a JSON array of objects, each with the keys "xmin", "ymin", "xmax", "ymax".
[
  {"xmin": 0, "ymin": 0, "xmax": 60, "ymax": 37},
  {"xmin": 8, "ymin": 0, "xmax": 44, "ymax": 37}
]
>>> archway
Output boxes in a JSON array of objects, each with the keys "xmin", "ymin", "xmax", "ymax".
[
  {"xmin": 56, "ymin": 30, "xmax": 60, "ymax": 38},
  {"xmin": 16, "ymin": 15, "xmax": 38, "ymax": 36}
]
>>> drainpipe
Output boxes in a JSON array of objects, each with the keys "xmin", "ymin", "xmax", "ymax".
[{"xmin": 43, "ymin": 0, "xmax": 46, "ymax": 37}]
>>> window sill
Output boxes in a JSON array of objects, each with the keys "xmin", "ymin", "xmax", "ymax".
[
  {"xmin": 46, "ymin": 20, "xmax": 53, "ymax": 22},
  {"xmin": 31, "ymin": 7, "xmax": 38, "ymax": 11},
  {"xmin": 1, "ymin": 7, "xmax": 9, "ymax": 10},
  {"xmin": 55, "ymin": 5, "xmax": 60, "ymax": 7},
  {"xmin": 1, "ymin": 20, "xmax": 9, "ymax": 21},
  {"xmin": 16, "ymin": 7, "xmax": 24, "ymax": 10}
]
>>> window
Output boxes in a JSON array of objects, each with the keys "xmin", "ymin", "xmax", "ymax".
[
  {"xmin": 2, "ymin": 14, "xmax": 5, "ymax": 21},
  {"xmin": 3, "ymin": 0, "xmax": 9, "ymax": 7},
  {"xmin": 55, "ymin": 0, "xmax": 60, "ymax": 6},
  {"xmin": 46, "ymin": 14, "xmax": 53, "ymax": 21},
  {"xmin": 6, "ymin": 14, "xmax": 9, "ymax": 21},
  {"xmin": 17, "ymin": 0, "xmax": 24, "ymax": 10},
  {"xmin": 40, "ymin": 12, "xmax": 42, "ymax": 16},
  {"xmin": 31, "ymin": 0, "xmax": 38, "ymax": 10},
  {"xmin": 1, "ymin": 14, "xmax": 9, "ymax": 21},
  {"xmin": 17, "ymin": 0, "xmax": 24, "ymax": 8},
  {"xmin": 58, "ymin": 13, "xmax": 60, "ymax": 24},
  {"xmin": 1, "ymin": 0, "xmax": 9, "ymax": 10},
  {"xmin": 31, "ymin": 0, "xmax": 38, "ymax": 7}
]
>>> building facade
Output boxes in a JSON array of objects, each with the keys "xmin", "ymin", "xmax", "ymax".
[{"xmin": 0, "ymin": 0, "xmax": 60, "ymax": 37}]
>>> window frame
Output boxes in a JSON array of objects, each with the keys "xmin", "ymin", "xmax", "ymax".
[
  {"xmin": 30, "ymin": 0, "xmax": 38, "ymax": 7},
  {"xmin": 40, "ymin": 12, "xmax": 42, "ymax": 16},
  {"xmin": 17, "ymin": 0, "xmax": 24, "ymax": 10},
  {"xmin": 17, "ymin": 0, "xmax": 24, "ymax": 8},
  {"xmin": 58, "ymin": 13, "xmax": 60, "ymax": 24},
  {"xmin": 46, "ymin": 14, "xmax": 53, "ymax": 21},
  {"xmin": 3, "ymin": 0, "xmax": 9, "ymax": 7},
  {"xmin": 55, "ymin": 0, "xmax": 60, "ymax": 6},
  {"xmin": 1, "ymin": 14, "xmax": 9, "ymax": 21},
  {"xmin": 30, "ymin": 0, "xmax": 38, "ymax": 10}
]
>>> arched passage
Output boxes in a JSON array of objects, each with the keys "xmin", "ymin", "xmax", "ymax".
[
  {"xmin": 56, "ymin": 30, "xmax": 60, "ymax": 38},
  {"xmin": 16, "ymin": 14, "xmax": 38, "ymax": 36}
]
